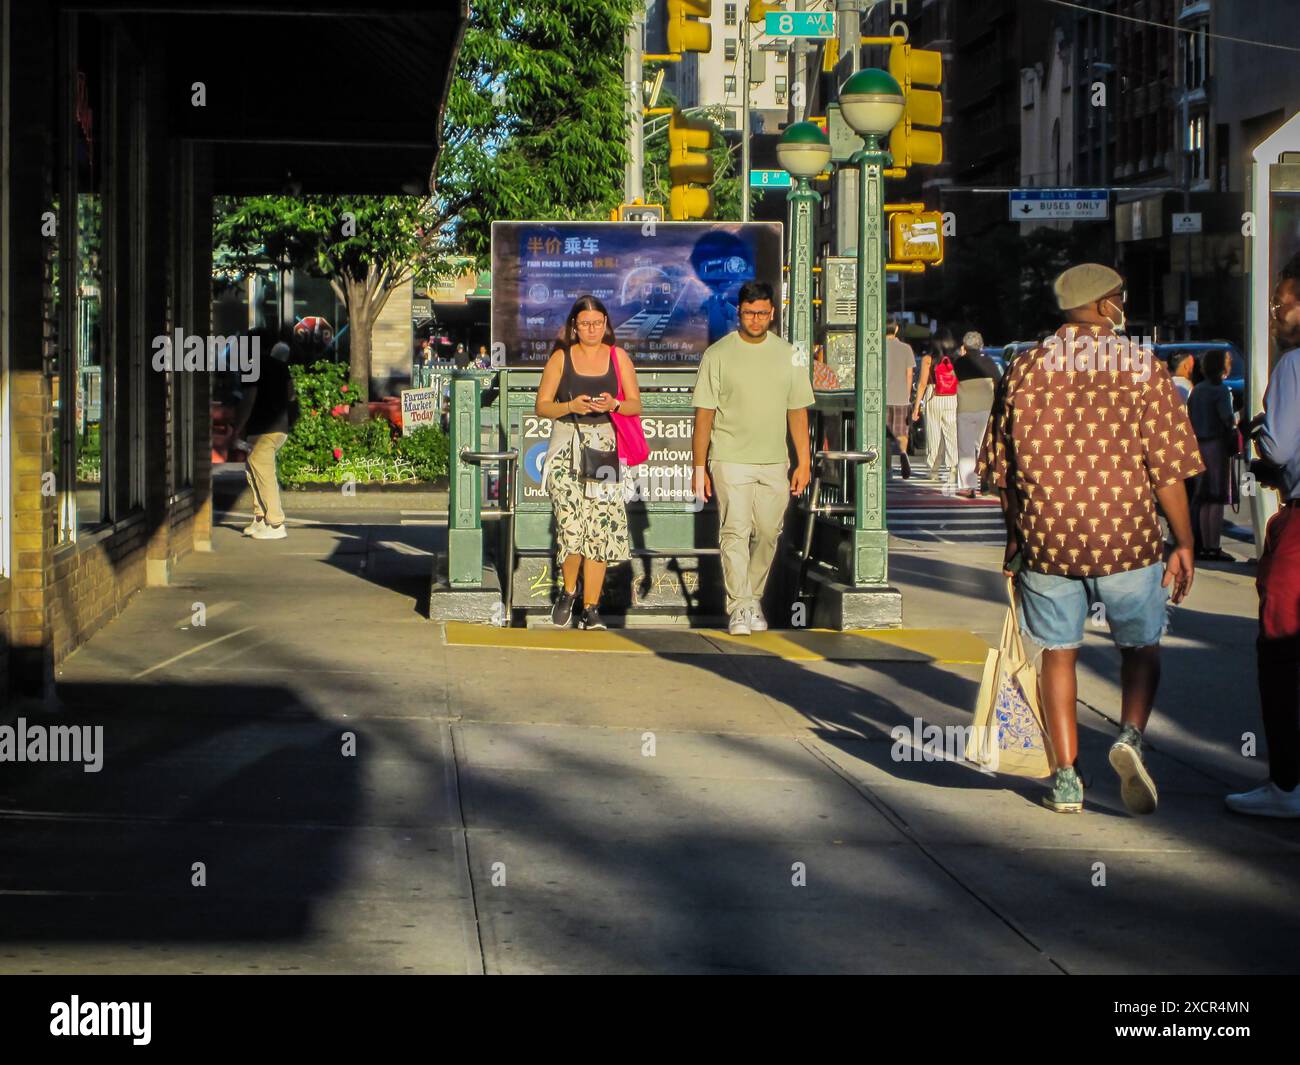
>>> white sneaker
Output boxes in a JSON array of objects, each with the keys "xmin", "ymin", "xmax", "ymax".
[
  {"xmin": 242, "ymin": 518, "xmax": 266, "ymax": 537},
  {"xmin": 250, "ymin": 522, "xmax": 288, "ymax": 540},
  {"xmin": 748, "ymin": 605, "xmax": 768, "ymax": 632},
  {"xmin": 728, "ymin": 609, "xmax": 751, "ymax": 636},
  {"xmin": 1225, "ymin": 781, "xmax": 1300, "ymax": 818}
]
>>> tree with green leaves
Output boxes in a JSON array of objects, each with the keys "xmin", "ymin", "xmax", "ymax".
[
  {"xmin": 213, "ymin": 195, "xmax": 441, "ymax": 419},
  {"xmin": 434, "ymin": 0, "xmax": 639, "ymax": 263}
]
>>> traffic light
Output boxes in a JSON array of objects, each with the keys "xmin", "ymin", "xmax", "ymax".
[
  {"xmin": 887, "ymin": 43, "xmax": 943, "ymax": 167},
  {"xmin": 748, "ymin": 0, "xmax": 781, "ymax": 22},
  {"xmin": 889, "ymin": 210, "xmax": 944, "ymax": 265},
  {"xmin": 667, "ymin": 0, "xmax": 712, "ymax": 54},
  {"xmin": 668, "ymin": 108, "xmax": 714, "ymax": 219}
]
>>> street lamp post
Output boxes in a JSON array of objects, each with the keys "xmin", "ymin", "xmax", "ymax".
[
  {"xmin": 839, "ymin": 68, "xmax": 904, "ymax": 587},
  {"xmin": 777, "ymin": 122, "xmax": 832, "ymax": 378}
]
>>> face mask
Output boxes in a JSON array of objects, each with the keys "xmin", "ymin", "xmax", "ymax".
[{"xmin": 1102, "ymin": 297, "xmax": 1126, "ymax": 333}]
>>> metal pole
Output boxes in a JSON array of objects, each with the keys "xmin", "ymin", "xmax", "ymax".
[
  {"xmin": 787, "ymin": 175, "xmax": 819, "ymax": 375},
  {"xmin": 625, "ymin": 10, "xmax": 645, "ymax": 202},
  {"xmin": 790, "ymin": 0, "xmax": 807, "ymax": 125},
  {"xmin": 850, "ymin": 134, "xmax": 888, "ymax": 586},
  {"xmin": 1181, "ymin": 81, "xmax": 1192, "ymax": 340},
  {"xmin": 741, "ymin": 14, "xmax": 751, "ymax": 221}
]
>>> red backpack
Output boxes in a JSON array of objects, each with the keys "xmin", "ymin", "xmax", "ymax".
[{"xmin": 933, "ymin": 355, "xmax": 958, "ymax": 396}]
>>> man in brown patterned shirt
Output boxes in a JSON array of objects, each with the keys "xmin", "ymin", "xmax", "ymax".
[{"xmin": 978, "ymin": 263, "xmax": 1203, "ymax": 816}]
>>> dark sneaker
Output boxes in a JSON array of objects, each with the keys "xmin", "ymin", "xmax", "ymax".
[
  {"xmin": 578, "ymin": 605, "xmax": 606, "ymax": 631},
  {"xmin": 551, "ymin": 590, "xmax": 578, "ymax": 628},
  {"xmin": 1109, "ymin": 724, "xmax": 1158, "ymax": 815},
  {"xmin": 1042, "ymin": 765, "xmax": 1084, "ymax": 813},
  {"xmin": 899, "ymin": 453, "xmax": 912, "ymax": 479}
]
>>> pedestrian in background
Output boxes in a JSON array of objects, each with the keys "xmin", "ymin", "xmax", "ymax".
[
  {"xmin": 233, "ymin": 338, "xmax": 296, "ymax": 541},
  {"xmin": 913, "ymin": 328, "xmax": 959, "ymax": 484},
  {"xmin": 692, "ymin": 280, "xmax": 814, "ymax": 636},
  {"xmin": 954, "ymin": 330, "xmax": 999, "ymax": 498},
  {"xmin": 535, "ymin": 296, "xmax": 640, "ymax": 630},
  {"xmin": 1169, "ymin": 350, "xmax": 1195, "ymax": 405},
  {"xmin": 1227, "ymin": 255, "xmax": 1300, "ymax": 817},
  {"xmin": 1188, "ymin": 348, "xmax": 1238, "ymax": 562},
  {"xmin": 979, "ymin": 263, "xmax": 1202, "ymax": 816},
  {"xmin": 885, "ymin": 318, "xmax": 914, "ymax": 479}
]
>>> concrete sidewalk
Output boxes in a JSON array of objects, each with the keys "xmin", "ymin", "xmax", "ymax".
[{"xmin": 1, "ymin": 508, "xmax": 1295, "ymax": 974}]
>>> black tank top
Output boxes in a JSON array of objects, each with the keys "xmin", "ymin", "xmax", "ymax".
[{"xmin": 556, "ymin": 344, "xmax": 618, "ymax": 425}]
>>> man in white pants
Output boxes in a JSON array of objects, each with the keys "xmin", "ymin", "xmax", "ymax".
[{"xmin": 692, "ymin": 282, "xmax": 814, "ymax": 636}]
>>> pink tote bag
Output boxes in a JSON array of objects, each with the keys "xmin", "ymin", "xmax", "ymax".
[{"xmin": 609, "ymin": 346, "xmax": 650, "ymax": 466}]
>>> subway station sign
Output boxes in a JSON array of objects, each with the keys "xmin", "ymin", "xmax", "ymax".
[{"xmin": 517, "ymin": 414, "xmax": 696, "ymax": 505}]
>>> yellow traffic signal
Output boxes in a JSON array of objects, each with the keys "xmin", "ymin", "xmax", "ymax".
[
  {"xmin": 889, "ymin": 210, "xmax": 944, "ymax": 264},
  {"xmin": 748, "ymin": 0, "xmax": 781, "ymax": 22},
  {"xmin": 671, "ymin": 186, "xmax": 713, "ymax": 219},
  {"xmin": 667, "ymin": 0, "xmax": 712, "ymax": 54},
  {"xmin": 887, "ymin": 43, "xmax": 944, "ymax": 167},
  {"xmin": 668, "ymin": 108, "xmax": 714, "ymax": 219}
]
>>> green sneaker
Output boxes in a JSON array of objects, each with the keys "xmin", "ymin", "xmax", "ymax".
[
  {"xmin": 1109, "ymin": 724, "xmax": 1158, "ymax": 815},
  {"xmin": 1042, "ymin": 765, "xmax": 1084, "ymax": 813}
]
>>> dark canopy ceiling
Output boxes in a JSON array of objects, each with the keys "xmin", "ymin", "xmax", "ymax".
[{"xmin": 69, "ymin": 1, "xmax": 468, "ymax": 193}]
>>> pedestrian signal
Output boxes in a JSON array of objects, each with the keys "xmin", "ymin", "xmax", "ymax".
[{"xmin": 889, "ymin": 210, "xmax": 944, "ymax": 264}]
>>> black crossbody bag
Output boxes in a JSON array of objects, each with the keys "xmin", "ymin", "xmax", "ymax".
[{"xmin": 574, "ymin": 420, "xmax": 621, "ymax": 485}]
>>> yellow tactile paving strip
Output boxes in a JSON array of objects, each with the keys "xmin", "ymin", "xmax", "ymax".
[{"xmin": 442, "ymin": 622, "xmax": 987, "ymax": 664}]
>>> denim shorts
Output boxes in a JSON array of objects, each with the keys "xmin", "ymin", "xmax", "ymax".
[{"xmin": 1018, "ymin": 563, "xmax": 1170, "ymax": 651}]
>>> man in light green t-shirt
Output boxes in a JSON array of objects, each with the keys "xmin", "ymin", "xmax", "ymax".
[{"xmin": 691, "ymin": 281, "xmax": 814, "ymax": 636}]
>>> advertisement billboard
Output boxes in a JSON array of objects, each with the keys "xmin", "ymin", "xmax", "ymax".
[{"xmin": 491, "ymin": 221, "xmax": 784, "ymax": 367}]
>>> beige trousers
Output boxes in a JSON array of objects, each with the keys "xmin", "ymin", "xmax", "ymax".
[
  {"xmin": 246, "ymin": 432, "xmax": 288, "ymax": 526},
  {"xmin": 709, "ymin": 461, "xmax": 790, "ymax": 617}
]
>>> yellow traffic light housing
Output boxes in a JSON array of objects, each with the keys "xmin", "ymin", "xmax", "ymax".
[
  {"xmin": 670, "ymin": 186, "xmax": 713, "ymax": 220},
  {"xmin": 889, "ymin": 210, "xmax": 944, "ymax": 265},
  {"xmin": 668, "ymin": 108, "xmax": 715, "ymax": 218},
  {"xmin": 668, "ymin": 0, "xmax": 712, "ymax": 54},
  {"xmin": 887, "ymin": 43, "xmax": 944, "ymax": 167},
  {"xmin": 748, "ymin": 0, "xmax": 781, "ymax": 22}
]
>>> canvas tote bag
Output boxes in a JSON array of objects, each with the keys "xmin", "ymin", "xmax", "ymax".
[{"xmin": 966, "ymin": 578, "xmax": 1057, "ymax": 778}]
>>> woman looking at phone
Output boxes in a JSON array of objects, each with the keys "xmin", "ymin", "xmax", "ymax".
[{"xmin": 534, "ymin": 295, "xmax": 642, "ymax": 630}]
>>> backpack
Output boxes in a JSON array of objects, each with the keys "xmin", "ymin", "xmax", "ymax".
[{"xmin": 933, "ymin": 355, "xmax": 958, "ymax": 396}]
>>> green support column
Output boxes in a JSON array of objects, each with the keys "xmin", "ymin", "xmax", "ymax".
[
  {"xmin": 850, "ymin": 136, "xmax": 889, "ymax": 586},
  {"xmin": 447, "ymin": 372, "xmax": 483, "ymax": 587},
  {"xmin": 777, "ymin": 121, "xmax": 831, "ymax": 374},
  {"xmin": 788, "ymin": 181, "xmax": 818, "ymax": 372}
]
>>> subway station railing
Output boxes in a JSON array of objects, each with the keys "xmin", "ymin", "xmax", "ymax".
[{"xmin": 437, "ymin": 369, "xmax": 890, "ymax": 628}]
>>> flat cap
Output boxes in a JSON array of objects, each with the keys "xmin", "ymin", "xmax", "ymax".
[{"xmin": 1054, "ymin": 263, "xmax": 1123, "ymax": 311}]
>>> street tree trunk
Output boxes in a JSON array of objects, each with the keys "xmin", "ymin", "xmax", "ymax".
[{"xmin": 336, "ymin": 263, "xmax": 408, "ymax": 425}]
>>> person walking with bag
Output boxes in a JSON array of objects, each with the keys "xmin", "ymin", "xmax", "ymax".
[
  {"xmin": 1188, "ymin": 349, "xmax": 1238, "ymax": 561},
  {"xmin": 954, "ymin": 330, "xmax": 999, "ymax": 498},
  {"xmin": 535, "ymin": 296, "xmax": 642, "ymax": 630},
  {"xmin": 979, "ymin": 263, "xmax": 1202, "ymax": 815},
  {"xmin": 913, "ymin": 329, "xmax": 960, "ymax": 484},
  {"xmin": 1226, "ymin": 256, "xmax": 1300, "ymax": 817},
  {"xmin": 692, "ymin": 281, "xmax": 814, "ymax": 636}
]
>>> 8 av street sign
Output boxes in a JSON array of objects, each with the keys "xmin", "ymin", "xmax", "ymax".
[
  {"xmin": 750, "ymin": 169, "xmax": 792, "ymax": 188},
  {"xmin": 1009, "ymin": 188, "xmax": 1109, "ymax": 220},
  {"xmin": 765, "ymin": 11, "xmax": 835, "ymax": 37}
]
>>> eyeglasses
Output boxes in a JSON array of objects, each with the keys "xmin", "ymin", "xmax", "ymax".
[
  {"xmin": 575, "ymin": 319, "xmax": 606, "ymax": 330},
  {"xmin": 739, "ymin": 309, "xmax": 773, "ymax": 320}
]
